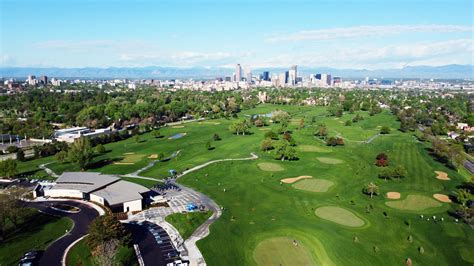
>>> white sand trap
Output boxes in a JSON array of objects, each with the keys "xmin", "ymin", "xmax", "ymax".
[
  {"xmin": 172, "ymin": 125, "xmax": 185, "ymax": 128},
  {"xmin": 386, "ymin": 192, "xmax": 401, "ymax": 199},
  {"xmin": 433, "ymin": 194, "xmax": 452, "ymax": 203},
  {"xmin": 123, "ymin": 152, "xmax": 135, "ymax": 155},
  {"xmin": 148, "ymin": 154, "xmax": 158, "ymax": 159},
  {"xmin": 113, "ymin": 162, "xmax": 135, "ymax": 165},
  {"xmin": 435, "ymin": 171, "xmax": 450, "ymax": 181},
  {"xmin": 281, "ymin": 176, "xmax": 312, "ymax": 184}
]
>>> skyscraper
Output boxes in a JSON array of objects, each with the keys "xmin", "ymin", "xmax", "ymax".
[
  {"xmin": 288, "ymin": 65, "xmax": 297, "ymax": 86},
  {"xmin": 262, "ymin": 71, "xmax": 270, "ymax": 81},
  {"xmin": 245, "ymin": 67, "xmax": 252, "ymax": 83},
  {"xmin": 235, "ymin": 64, "xmax": 242, "ymax": 82},
  {"xmin": 40, "ymin": 75, "xmax": 48, "ymax": 85}
]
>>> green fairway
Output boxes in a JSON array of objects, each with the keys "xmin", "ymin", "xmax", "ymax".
[
  {"xmin": 314, "ymin": 206, "xmax": 365, "ymax": 227},
  {"xmin": 292, "ymin": 178, "xmax": 335, "ymax": 192},
  {"xmin": 0, "ymin": 209, "xmax": 73, "ymax": 266},
  {"xmin": 253, "ymin": 237, "xmax": 315, "ymax": 266},
  {"xmin": 385, "ymin": 195, "xmax": 443, "ymax": 211},
  {"xmin": 316, "ymin": 157, "xmax": 344, "ymax": 164},
  {"xmin": 257, "ymin": 162, "xmax": 284, "ymax": 172}
]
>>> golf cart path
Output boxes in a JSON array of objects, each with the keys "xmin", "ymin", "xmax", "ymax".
[
  {"xmin": 39, "ymin": 162, "xmax": 59, "ymax": 178},
  {"xmin": 123, "ymin": 150, "xmax": 182, "ymax": 178}
]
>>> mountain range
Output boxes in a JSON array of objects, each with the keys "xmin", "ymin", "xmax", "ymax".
[{"xmin": 1, "ymin": 64, "xmax": 472, "ymax": 80}]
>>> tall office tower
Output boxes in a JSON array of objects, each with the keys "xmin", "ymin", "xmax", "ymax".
[
  {"xmin": 245, "ymin": 67, "xmax": 252, "ymax": 83},
  {"xmin": 235, "ymin": 64, "xmax": 242, "ymax": 82},
  {"xmin": 262, "ymin": 71, "xmax": 270, "ymax": 81},
  {"xmin": 288, "ymin": 65, "xmax": 297, "ymax": 86},
  {"xmin": 321, "ymin": 74, "xmax": 332, "ymax": 86},
  {"xmin": 40, "ymin": 75, "xmax": 48, "ymax": 85},
  {"xmin": 316, "ymin": 74, "xmax": 322, "ymax": 80},
  {"xmin": 27, "ymin": 75, "xmax": 36, "ymax": 86}
]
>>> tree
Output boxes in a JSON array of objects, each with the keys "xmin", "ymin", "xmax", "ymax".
[
  {"xmin": 254, "ymin": 119, "xmax": 264, "ymax": 127},
  {"xmin": 96, "ymin": 144, "xmax": 106, "ymax": 154},
  {"xmin": 271, "ymin": 110, "xmax": 290, "ymax": 123},
  {"xmin": 68, "ymin": 137, "xmax": 94, "ymax": 170},
  {"xmin": 86, "ymin": 215, "xmax": 131, "ymax": 250},
  {"xmin": 264, "ymin": 130, "xmax": 278, "ymax": 140},
  {"xmin": 206, "ymin": 141, "xmax": 213, "ymax": 150},
  {"xmin": 229, "ymin": 120, "xmax": 251, "ymax": 135},
  {"xmin": 326, "ymin": 137, "xmax": 338, "ymax": 146},
  {"xmin": 315, "ymin": 124, "xmax": 328, "ymax": 138},
  {"xmin": 375, "ymin": 153, "xmax": 389, "ymax": 167},
  {"xmin": 156, "ymin": 152, "xmax": 165, "ymax": 161},
  {"xmin": 213, "ymin": 133, "xmax": 221, "ymax": 141},
  {"xmin": 0, "ymin": 159, "xmax": 17, "ymax": 179},
  {"xmin": 392, "ymin": 165, "xmax": 407, "ymax": 180},
  {"xmin": 94, "ymin": 239, "xmax": 120, "ymax": 266},
  {"xmin": 16, "ymin": 149, "xmax": 25, "ymax": 161},
  {"xmin": 378, "ymin": 167, "xmax": 393, "ymax": 180},
  {"xmin": 380, "ymin": 126, "xmax": 391, "ymax": 134},
  {"xmin": 298, "ymin": 118, "xmax": 305, "ymax": 129},
  {"xmin": 336, "ymin": 137, "xmax": 345, "ymax": 146},
  {"xmin": 261, "ymin": 138, "xmax": 274, "ymax": 151},
  {"xmin": 55, "ymin": 150, "xmax": 68, "ymax": 162},
  {"xmin": 134, "ymin": 135, "xmax": 141, "ymax": 143},
  {"xmin": 6, "ymin": 146, "xmax": 18, "ymax": 154},
  {"xmin": 345, "ymin": 120, "xmax": 352, "ymax": 126},
  {"xmin": 456, "ymin": 189, "xmax": 472, "ymax": 207},
  {"xmin": 152, "ymin": 130, "xmax": 162, "ymax": 138},
  {"xmin": 362, "ymin": 182, "xmax": 380, "ymax": 198},
  {"xmin": 274, "ymin": 140, "xmax": 297, "ymax": 161}
]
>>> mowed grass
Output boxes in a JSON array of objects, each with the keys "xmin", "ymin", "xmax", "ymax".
[
  {"xmin": 165, "ymin": 211, "xmax": 212, "ymax": 240},
  {"xmin": 314, "ymin": 206, "xmax": 365, "ymax": 227},
  {"xmin": 253, "ymin": 237, "xmax": 315, "ymax": 266},
  {"xmin": 0, "ymin": 209, "xmax": 73, "ymax": 266},
  {"xmin": 257, "ymin": 162, "xmax": 285, "ymax": 172},
  {"xmin": 385, "ymin": 195, "xmax": 443, "ymax": 211},
  {"xmin": 297, "ymin": 145, "xmax": 332, "ymax": 153},
  {"xmin": 316, "ymin": 157, "xmax": 344, "ymax": 164},
  {"xmin": 292, "ymin": 178, "xmax": 335, "ymax": 192}
]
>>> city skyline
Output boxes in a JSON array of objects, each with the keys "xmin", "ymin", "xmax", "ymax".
[{"xmin": 1, "ymin": 0, "xmax": 473, "ymax": 69}]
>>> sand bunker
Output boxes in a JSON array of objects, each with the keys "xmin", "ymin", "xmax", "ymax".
[
  {"xmin": 148, "ymin": 154, "xmax": 158, "ymax": 159},
  {"xmin": 172, "ymin": 125, "xmax": 185, "ymax": 128},
  {"xmin": 433, "ymin": 194, "xmax": 452, "ymax": 203},
  {"xmin": 434, "ymin": 171, "xmax": 450, "ymax": 181},
  {"xmin": 386, "ymin": 192, "xmax": 401, "ymax": 199},
  {"xmin": 123, "ymin": 152, "xmax": 135, "ymax": 155},
  {"xmin": 113, "ymin": 162, "xmax": 135, "ymax": 165},
  {"xmin": 281, "ymin": 176, "xmax": 312, "ymax": 184}
]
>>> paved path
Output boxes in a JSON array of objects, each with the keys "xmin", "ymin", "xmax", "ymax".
[
  {"xmin": 365, "ymin": 133, "xmax": 381, "ymax": 144},
  {"xmin": 123, "ymin": 150, "xmax": 181, "ymax": 179},
  {"xmin": 25, "ymin": 200, "xmax": 99, "ymax": 266},
  {"xmin": 39, "ymin": 162, "xmax": 59, "ymax": 178}
]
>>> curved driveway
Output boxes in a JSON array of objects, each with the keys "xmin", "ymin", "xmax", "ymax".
[{"xmin": 26, "ymin": 200, "xmax": 99, "ymax": 266}]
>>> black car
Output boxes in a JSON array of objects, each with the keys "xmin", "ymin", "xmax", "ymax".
[{"xmin": 18, "ymin": 250, "xmax": 41, "ymax": 266}]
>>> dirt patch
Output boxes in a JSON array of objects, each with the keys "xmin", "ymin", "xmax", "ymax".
[
  {"xmin": 434, "ymin": 171, "xmax": 450, "ymax": 181},
  {"xmin": 148, "ymin": 154, "xmax": 158, "ymax": 159},
  {"xmin": 281, "ymin": 176, "xmax": 312, "ymax": 184},
  {"xmin": 433, "ymin": 194, "xmax": 452, "ymax": 203},
  {"xmin": 386, "ymin": 192, "xmax": 401, "ymax": 199}
]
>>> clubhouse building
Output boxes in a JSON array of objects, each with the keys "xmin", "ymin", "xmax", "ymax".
[{"xmin": 34, "ymin": 172, "xmax": 151, "ymax": 212}]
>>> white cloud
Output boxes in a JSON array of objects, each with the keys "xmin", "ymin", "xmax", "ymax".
[{"xmin": 266, "ymin": 24, "xmax": 473, "ymax": 42}]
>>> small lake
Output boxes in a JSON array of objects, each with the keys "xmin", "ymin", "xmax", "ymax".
[{"xmin": 169, "ymin": 133, "xmax": 186, "ymax": 139}]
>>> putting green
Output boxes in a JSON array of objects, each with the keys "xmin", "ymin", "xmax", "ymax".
[
  {"xmin": 257, "ymin": 162, "xmax": 284, "ymax": 172},
  {"xmin": 253, "ymin": 237, "xmax": 316, "ymax": 266},
  {"xmin": 292, "ymin": 179, "xmax": 334, "ymax": 192},
  {"xmin": 315, "ymin": 206, "xmax": 365, "ymax": 227},
  {"xmin": 297, "ymin": 145, "xmax": 332, "ymax": 153},
  {"xmin": 316, "ymin": 157, "xmax": 344, "ymax": 164},
  {"xmin": 385, "ymin": 195, "xmax": 442, "ymax": 211},
  {"xmin": 118, "ymin": 153, "xmax": 145, "ymax": 163}
]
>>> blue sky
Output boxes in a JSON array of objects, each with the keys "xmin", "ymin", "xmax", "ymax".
[{"xmin": 0, "ymin": 0, "xmax": 473, "ymax": 69}]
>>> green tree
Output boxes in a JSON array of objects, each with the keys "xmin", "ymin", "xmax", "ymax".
[
  {"xmin": 55, "ymin": 150, "xmax": 68, "ymax": 162},
  {"xmin": 0, "ymin": 159, "xmax": 17, "ymax": 179},
  {"xmin": 16, "ymin": 149, "xmax": 25, "ymax": 161},
  {"xmin": 152, "ymin": 130, "xmax": 162, "ymax": 138},
  {"xmin": 260, "ymin": 138, "xmax": 274, "ymax": 151},
  {"xmin": 213, "ymin": 133, "xmax": 221, "ymax": 141},
  {"xmin": 206, "ymin": 141, "xmax": 213, "ymax": 150},
  {"xmin": 86, "ymin": 215, "xmax": 131, "ymax": 251},
  {"xmin": 68, "ymin": 137, "xmax": 94, "ymax": 170},
  {"xmin": 264, "ymin": 130, "xmax": 279, "ymax": 140},
  {"xmin": 274, "ymin": 140, "xmax": 297, "ymax": 161},
  {"xmin": 362, "ymin": 182, "xmax": 380, "ymax": 198},
  {"xmin": 456, "ymin": 189, "xmax": 472, "ymax": 206},
  {"xmin": 380, "ymin": 126, "xmax": 391, "ymax": 134},
  {"xmin": 96, "ymin": 144, "xmax": 106, "ymax": 154}
]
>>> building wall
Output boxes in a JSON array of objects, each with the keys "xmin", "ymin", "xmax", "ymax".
[
  {"xmin": 123, "ymin": 199, "xmax": 143, "ymax": 212},
  {"xmin": 44, "ymin": 189, "xmax": 83, "ymax": 199},
  {"xmin": 90, "ymin": 193, "xmax": 106, "ymax": 205}
]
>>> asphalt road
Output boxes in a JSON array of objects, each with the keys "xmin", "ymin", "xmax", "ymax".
[{"xmin": 26, "ymin": 200, "xmax": 99, "ymax": 266}]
